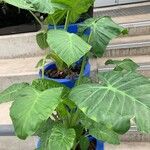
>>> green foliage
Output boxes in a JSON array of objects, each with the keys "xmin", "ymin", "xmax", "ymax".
[
  {"xmin": 10, "ymin": 86, "xmax": 63, "ymax": 139},
  {"xmin": 0, "ymin": 83, "xmax": 29, "ymax": 104},
  {"xmin": 80, "ymin": 113, "xmax": 120, "ymax": 144},
  {"xmin": 4, "ymin": 0, "xmax": 62, "ymax": 14},
  {"xmin": 39, "ymin": 124, "xmax": 76, "ymax": 150},
  {"xmin": 44, "ymin": 9, "xmax": 67, "ymax": 25},
  {"xmin": 69, "ymin": 71, "xmax": 150, "ymax": 133},
  {"xmin": 36, "ymin": 32, "xmax": 49, "ymax": 49},
  {"xmin": 4, "ymin": 0, "xmax": 35, "ymax": 11},
  {"xmin": 52, "ymin": 0, "xmax": 94, "ymax": 23},
  {"xmin": 47, "ymin": 30, "xmax": 91, "ymax": 66},
  {"xmin": 79, "ymin": 136, "xmax": 89, "ymax": 150},
  {"xmin": 32, "ymin": 79, "xmax": 70, "ymax": 98},
  {"xmin": 47, "ymin": 52, "xmax": 67, "ymax": 70},
  {"xmin": 80, "ymin": 16, "xmax": 128, "ymax": 57},
  {"xmin": 35, "ymin": 59, "xmax": 45, "ymax": 68},
  {"xmin": 105, "ymin": 59, "xmax": 139, "ymax": 71},
  {"xmin": 89, "ymin": 123, "xmax": 120, "ymax": 144}
]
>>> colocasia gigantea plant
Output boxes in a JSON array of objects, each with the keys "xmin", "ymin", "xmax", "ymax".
[{"xmin": 0, "ymin": 0, "xmax": 150, "ymax": 150}]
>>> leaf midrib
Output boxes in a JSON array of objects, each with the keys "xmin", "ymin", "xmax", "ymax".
[{"xmin": 21, "ymin": 89, "xmax": 40, "ymax": 135}]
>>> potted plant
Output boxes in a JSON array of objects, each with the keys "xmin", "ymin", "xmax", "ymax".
[{"xmin": 0, "ymin": 0, "xmax": 150, "ymax": 150}]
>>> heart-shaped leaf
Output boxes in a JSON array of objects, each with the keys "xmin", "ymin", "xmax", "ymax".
[
  {"xmin": 69, "ymin": 71, "xmax": 150, "ymax": 133},
  {"xmin": 39, "ymin": 124, "xmax": 76, "ymax": 150},
  {"xmin": 80, "ymin": 17, "xmax": 128, "ymax": 57},
  {"xmin": 47, "ymin": 30, "xmax": 91, "ymax": 66},
  {"xmin": 10, "ymin": 86, "xmax": 63, "ymax": 139},
  {"xmin": 36, "ymin": 32, "xmax": 49, "ymax": 49}
]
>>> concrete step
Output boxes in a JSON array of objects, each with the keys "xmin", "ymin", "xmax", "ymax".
[
  {"xmin": 0, "ymin": 57, "xmax": 41, "ymax": 91},
  {"xmin": 0, "ymin": 33, "xmax": 150, "ymax": 59},
  {"xmin": 105, "ymin": 35, "xmax": 150, "ymax": 57},
  {"xmin": 121, "ymin": 21, "xmax": 150, "ymax": 36},
  {"xmin": 94, "ymin": 2, "xmax": 150, "ymax": 36},
  {"xmin": 0, "ymin": 32, "xmax": 44, "ymax": 59},
  {"xmin": 90, "ymin": 55, "xmax": 150, "ymax": 77}
]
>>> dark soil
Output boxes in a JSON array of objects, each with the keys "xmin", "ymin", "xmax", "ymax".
[
  {"xmin": 88, "ymin": 140, "xmax": 96, "ymax": 150},
  {"xmin": 75, "ymin": 140, "xmax": 96, "ymax": 150},
  {"xmin": 45, "ymin": 64, "xmax": 81, "ymax": 79}
]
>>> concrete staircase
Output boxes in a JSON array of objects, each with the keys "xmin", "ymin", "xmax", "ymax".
[{"xmin": 0, "ymin": 1, "xmax": 150, "ymax": 147}]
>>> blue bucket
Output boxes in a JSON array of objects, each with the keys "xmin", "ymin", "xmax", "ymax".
[
  {"xmin": 37, "ymin": 136, "xmax": 104, "ymax": 150},
  {"xmin": 39, "ymin": 62, "xmax": 90, "ymax": 88},
  {"xmin": 48, "ymin": 23, "xmax": 90, "ymax": 35}
]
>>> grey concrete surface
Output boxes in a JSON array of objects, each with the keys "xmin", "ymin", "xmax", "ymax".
[
  {"xmin": 105, "ymin": 142, "xmax": 150, "ymax": 150},
  {"xmin": 0, "ymin": 32, "xmax": 44, "ymax": 59},
  {"xmin": 0, "ymin": 137, "xmax": 36, "ymax": 150}
]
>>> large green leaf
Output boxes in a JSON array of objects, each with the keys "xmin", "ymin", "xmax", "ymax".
[
  {"xmin": 80, "ymin": 17, "xmax": 128, "ymax": 57},
  {"xmin": 4, "ymin": 0, "xmax": 35, "ymax": 11},
  {"xmin": 89, "ymin": 123, "xmax": 120, "ymax": 144},
  {"xmin": 10, "ymin": 86, "xmax": 63, "ymax": 139},
  {"xmin": 52, "ymin": 0, "xmax": 94, "ymax": 23},
  {"xmin": 105, "ymin": 59, "xmax": 139, "ymax": 71},
  {"xmin": 80, "ymin": 113, "xmax": 120, "ymax": 144},
  {"xmin": 39, "ymin": 124, "xmax": 76, "ymax": 150},
  {"xmin": 4, "ymin": 0, "xmax": 62, "ymax": 14},
  {"xmin": 36, "ymin": 118, "xmax": 54, "ymax": 137},
  {"xmin": 32, "ymin": 78, "xmax": 66, "ymax": 91},
  {"xmin": 69, "ymin": 71, "xmax": 150, "ymax": 133},
  {"xmin": 79, "ymin": 136, "xmax": 89, "ymax": 150},
  {"xmin": 32, "ymin": 79, "xmax": 70, "ymax": 99},
  {"xmin": 47, "ymin": 30, "xmax": 91, "ymax": 66},
  {"xmin": 36, "ymin": 32, "xmax": 49, "ymax": 49},
  {"xmin": 0, "ymin": 83, "xmax": 29, "ymax": 104},
  {"xmin": 46, "ymin": 52, "xmax": 67, "ymax": 70},
  {"xmin": 44, "ymin": 9, "xmax": 67, "ymax": 25}
]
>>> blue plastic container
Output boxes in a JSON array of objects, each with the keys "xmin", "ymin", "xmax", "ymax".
[
  {"xmin": 39, "ymin": 62, "xmax": 91, "ymax": 88},
  {"xmin": 37, "ymin": 136, "xmax": 104, "ymax": 150},
  {"xmin": 48, "ymin": 23, "xmax": 90, "ymax": 35},
  {"xmin": 89, "ymin": 136, "xmax": 104, "ymax": 150}
]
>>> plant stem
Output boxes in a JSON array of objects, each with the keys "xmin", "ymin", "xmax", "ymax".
[
  {"xmin": 72, "ymin": 31, "xmax": 93, "ymax": 130},
  {"xmin": 42, "ymin": 56, "xmax": 46, "ymax": 79},
  {"xmin": 41, "ymin": 49, "xmax": 49, "ymax": 79},
  {"xmin": 50, "ymin": 16, "xmax": 57, "ymax": 30},
  {"xmin": 77, "ymin": 31, "xmax": 93, "ymax": 85},
  {"xmin": 77, "ymin": 55, "xmax": 87, "ymax": 85},
  {"xmin": 64, "ymin": 11, "xmax": 70, "ymax": 30},
  {"xmin": 29, "ymin": 11, "xmax": 43, "ymax": 28}
]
